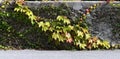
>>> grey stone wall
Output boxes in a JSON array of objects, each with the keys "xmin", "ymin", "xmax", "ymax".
[
  {"xmin": 24, "ymin": 1, "xmax": 120, "ymax": 44},
  {"xmin": 24, "ymin": 1, "xmax": 106, "ymax": 10}
]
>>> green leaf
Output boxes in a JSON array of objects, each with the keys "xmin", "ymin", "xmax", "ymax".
[
  {"xmin": 79, "ymin": 43, "xmax": 86, "ymax": 49},
  {"xmin": 58, "ymin": 35, "xmax": 65, "ymax": 42},
  {"xmin": 49, "ymin": 27, "xmax": 54, "ymax": 32},
  {"xmin": 42, "ymin": 26, "xmax": 48, "ymax": 32},
  {"xmin": 52, "ymin": 32, "xmax": 59, "ymax": 40},
  {"xmin": 85, "ymin": 34, "xmax": 91, "ymax": 39},
  {"xmin": 14, "ymin": 8, "xmax": 20, "ymax": 12},
  {"xmin": 1, "ymin": 5, "xmax": 5, "ymax": 8},
  {"xmin": 38, "ymin": 22, "xmax": 44, "ymax": 27},
  {"xmin": 64, "ymin": 19, "xmax": 70, "ymax": 24},
  {"xmin": 77, "ymin": 30, "xmax": 83, "ymax": 37},
  {"xmin": 25, "ymin": 12, "xmax": 30, "ymax": 16},
  {"xmin": 57, "ymin": 16, "xmax": 63, "ymax": 21},
  {"xmin": 96, "ymin": 40, "xmax": 102, "ymax": 45},
  {"xmin": 92, "ymin": 43, "xmax": 98, "ymax": 48},
  {"xmin": 102, "ymin": 40, "xmax": 110, "ymax": 49},
  {"xmin": 68, "ymin": 25, "xmax": 74, "ymax": 30},
  {"xmin": 31, "ymin": 19, "xmax": 35, "ymax": 25},
  {"xmin": 45, "ymin": 22, "xmax": 50, "ymax": 27}
]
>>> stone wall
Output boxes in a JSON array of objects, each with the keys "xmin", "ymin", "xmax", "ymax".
[
  {"xmin": 1, "ymin": 1, "xmax": 118, "ymax": 45},
  {"xmin": 23, "ymin": 1, "xmax": 120, "ymax": 44}
]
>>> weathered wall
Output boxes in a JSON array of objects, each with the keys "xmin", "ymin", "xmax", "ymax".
[
  {"xmin": 10, "ymin": 1, "xmax": 120, "ymax": 44},
  {"xmin": 24, "ymin": 1, "xmax": 106, "ymax": 10}
]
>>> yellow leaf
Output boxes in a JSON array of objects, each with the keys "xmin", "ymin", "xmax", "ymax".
[
  {"xmin": 45, "ymin": 22, "xmax": 50, "ymax": 27},
  {"xmin": 82, "ymin": 28, "xmax": 88, "ymax": 33},
  {"xmin": 38, "ymin": 22, "xmax": 44, "ymax": 27},
  {"xmin": 77, "ymin": 30, "xmax": 83, "ymax": 37},
  {"xmin": 85, "ymin": 34, "xmax": 91, "ymax": 39}
]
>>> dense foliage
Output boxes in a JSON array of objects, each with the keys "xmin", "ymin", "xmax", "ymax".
[{"xmin": 0, "ymin": 0, "xmax": 119, "ymax": 50}]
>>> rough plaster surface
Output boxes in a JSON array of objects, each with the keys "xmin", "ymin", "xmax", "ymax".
[{"xmin": 0, "ymin": 50, "xmax": 120, "ymax": 59}]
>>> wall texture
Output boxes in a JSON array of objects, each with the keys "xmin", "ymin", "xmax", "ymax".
[{"xmin": 13, "ymin": 1, "xmax": 120, "ymax": 44}]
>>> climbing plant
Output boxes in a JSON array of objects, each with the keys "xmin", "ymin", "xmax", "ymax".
[{"xmin": 0, "ymin": 0, "xmax": 112, "ymax": 50}]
